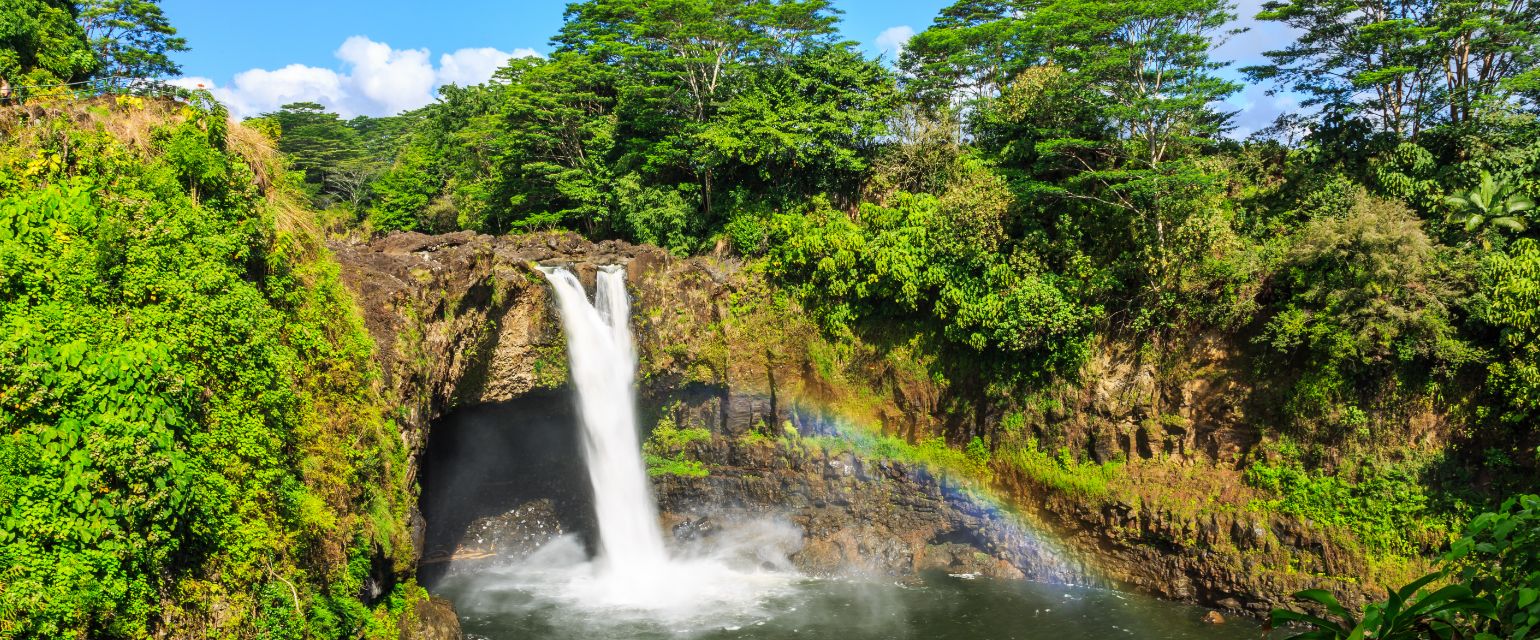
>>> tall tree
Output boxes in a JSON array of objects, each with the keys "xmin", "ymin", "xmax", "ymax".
[
  {"xmin": 0, "ymin": 0, "xmax": 94, "ymax": 99},
  {"xmin": 555, "ymin": 0, "xmax": 839, "ymax": 123},
  {"xmin": 899, "ymin": 0, "xmax": 1028, "ymax": 106},
  {"xmin": 702, "ymin": 45, "xmax": 899, "ymax": 205},
  {"xmin": 906, "ymin": 0, "xmax": 1240, "ymax": 327},
  {"xmin": 490, "ymin": 53, "xmax": 621, "ymax": 234},
  {"xmin": 1245, "ymin": 0, "xmax": 1540, "ymax": 138},
  {"xmin": 553, "ymin": 0, "xmax": 843, "ymax": 216},
  {"xmin": 1245, "ymin": 0, "xmax": 1446, "ymax": 138},
  {"xmin": 1041, "ymin": 0, "xmax": 1240, "ymax": 166},
  {"xmin": 1438, "ymin": 0, "xmax": 1540, "ymax": 123},
  {"xmin": 903, "ymin": 0, "xmax": 1239, "ymax": 163},
  {"xmin": 254, "ymin": 102, "xmax": 364, "ymax": 204},
  {"xmin": 77, "ymin": 0, "xmax": 187, "ymax": 80}
]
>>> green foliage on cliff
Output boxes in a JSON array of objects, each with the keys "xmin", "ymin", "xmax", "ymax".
[
  {"xmin": 763, "ymin": 190, "xmax": 1099, "ymax": 383},
  {"xmin": 0, "ymin": 99, "xmax": 415, "ymax": 638},
  {"xmin": 1246, "ymin": 461, "xmax": 1456, "ymax": 556},
  {"xmin": 643, "ymin": 413, "xmax": 710, "ymax": 478},
  {"xmin": 1276, "ymin": 494, "xmax": 1540, "ymax": 640},
  {"xmin": 997, "ymin": 439, "xmax": 1121, "ymax": 499},
  {"xmin": 0, "ymin": 0, "xmax": 185, "ymax": 101},
  {"xmin": 0, "ymin": 1, "xmax": 94, "ymax": 92},
  {"xmin": 1485, "ymin": 239, "xmax": 1540, "ymax": 425},
  {"xmin": 1256, "ymin": 193, "xmax": 1479, "ymax": 441}
]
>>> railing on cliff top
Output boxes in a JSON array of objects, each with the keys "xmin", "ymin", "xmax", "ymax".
[{"xmin": 1, "ymin": 75, "xmax": 189, "ymax": 106}]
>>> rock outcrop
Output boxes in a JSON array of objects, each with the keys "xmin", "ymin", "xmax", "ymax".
[
  {"xmin": 652, "ymin": 438, "xmax": 1089, "ymax": 582},
  {"xmin": 429, "ymin": 438, "xmax": 1089, "ymax": 584},
  {"xmin": 330, "ymin": 230, "xmax": 1396, "ymax": 622}
]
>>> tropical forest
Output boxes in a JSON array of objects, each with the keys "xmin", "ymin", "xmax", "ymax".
[{"xmin": 2, "ymin": 0, "xmax": 1539, "ymax": 638}]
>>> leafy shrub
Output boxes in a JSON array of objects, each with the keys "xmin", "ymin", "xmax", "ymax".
[
  {"xmin": 765, "ymin": 192, "xmax": 1099, "ymax": 382},
  {"xmin": 1449, "ymin": 494, "xmax": 1540, "ymax": 639},
  {"xmin": 616, "ymin": 175, "xmax": 698, "ymax": 255},
  {"xmin": 1275, "ymin": 494, "xmax": 1539, "ymax": 640},
  {"xmin": 0, "ymin": 101, "xmax": 412, "ymax": 638},
  {"xmin": 642, "ymin": 414, "xmax": 710, "ymax": 478},
  {"xmin": 1259, "ymin": 193, "xmax": 1480, "ymax": 437},
  {"xmin": 1485, "ymin": 239, "xmax": 1540, "ymax": 427},
  {"xmin": 1245, "ymin": 461, "xmax": 1452, "ymax": 555},
  {"xmin": 368, "ymin": 148, "xmax": 439, "ymax": 232}
]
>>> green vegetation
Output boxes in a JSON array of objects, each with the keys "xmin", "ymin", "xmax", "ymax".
[
  {"xmin": 250, "ymin": 0, "xmax": 897, "ymax": 248},
  {"xmin": 1245, "ymin": 461, "xmax": 1456, "ymax": 556},
  {"xmin": 798, "ymin": 430, "xmax": 992, "ymax": 480},
  {"xmin": 1276, "ymin": 494, "xmax": 1540, "ymax": 640},
  {"xmin": 0, "ymin": 0, "xmax": 184, "ymax": 101},
  {"xmin": 642, "ymin": 412, "xmax": 710, "ymax": 478},
  {"xmin": 997, "ymin": 439, "xmax": 1122, "ymax": 499},
  {"xmin": 5, "ymin": 0, "xmax": 1540, "ymax": 634},
  {"xmin": 0, "ymin": 97, "xmax": 416, "ymax": 637},
  {"xmin": 77, "ymin": 0, "xmax": 187, "ymax": 80},
  {"xmin": 0, "ymin": 1, "xmax": 95, "ymax": 93},
  {"xmin": 244, "ymin": 0, "xmax": 1535, "ymax": 610}
]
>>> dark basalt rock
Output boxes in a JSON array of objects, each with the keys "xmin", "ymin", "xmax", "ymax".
[
  {"xmin": 399, "ymin": 596, "xmax": 461, "ymax": 640},
  {"xmin": 651, "ymin": 438, "xmax": 1087, "ymax": 584},
  {"xmin": 423, "ymin": 499, "xmax": 566, "ymax": 575},
  {"xmin": 331, "ymin": 229, "xmax": 1398, "ymax": 626}
]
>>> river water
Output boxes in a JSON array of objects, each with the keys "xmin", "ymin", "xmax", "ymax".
[{"xmin": 433, "ymin": 565, "xmax": 1267, "ymax": 640}]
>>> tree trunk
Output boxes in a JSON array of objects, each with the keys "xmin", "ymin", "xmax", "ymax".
[{"xmin": 702, "ymin": 169, "xmax": 714, "ymax": 224}]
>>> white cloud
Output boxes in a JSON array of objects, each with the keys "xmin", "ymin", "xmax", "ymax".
[
  {"xmin": 1209, "ymin": 0, "xmax": 1310, "ymax": 140},
  {"xmin": 1213, "ymin": 0, "xmax": 1300, "ymax": 71},
  {"xmin": 190, "ymin": 64, "xmax": 346, "ymax": 118},
  {"xmin": 193, "ymin": 37, "xmax": 541, "ymax": 119},
  {"xmin": 334, "ymin": 36, "xmax": 437, "ymax": 117},
  {"xmin": 438, "ymin": 47, "xmax": 540, "ymax": 87},
  {"xmin": 875, "ymin": 26, "xmax": 915, "ymax": 61}
]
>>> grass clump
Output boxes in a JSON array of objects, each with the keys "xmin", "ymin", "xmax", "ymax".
[
  {"xmin": 800, "ymin": 427, "xmax": 992, "ymax": 481},
  {"xmin": 997, "ymin": 438, "xmax": 1123, "ymax": 498},
  {"xmin": 643, "ymin": 414, "xmax": 711, "ymax": 478},
  {"xmin": 1245, "ymin": 460, "xmax": 1458, "ymax": 557}
]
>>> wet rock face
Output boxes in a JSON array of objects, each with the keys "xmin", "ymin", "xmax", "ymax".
[
  {"xmin": 330, "ymin": 231, "xmax": 672, "ymax": 480},
  {"xmin": 334, "ymin": 229, "xmax": 1394, "ymax": 622},
  {"xmin": 413, "ymin": 395, "xmax": 596, "ymax": 587},
  {"xmin": 399, "ymin": 596, "xmax": 461, "ymax": 640},
  {"xmin": 651, "ymin": 439, "xmax": 1086, "ymax": 584},
  {"xmin": 458, "ymin": 501, "xmax": 565, "ymax": 561},
  {"xmin": 992, "ymin": 468, "xmax": 1386, "ymax": 617},
  {"xmin": 418, "ymin": 435, "xmax": 1085, "ymax": 585}
]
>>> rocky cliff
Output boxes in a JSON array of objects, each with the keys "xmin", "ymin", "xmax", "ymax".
[{"xmin": 331, "ymin": 230, "xmax": 1399, "ymax": 620}]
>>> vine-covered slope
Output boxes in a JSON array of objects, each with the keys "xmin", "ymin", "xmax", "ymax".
[{"xmin": 0, "ymin": 97, "xmax": 431, "ymax": 639}]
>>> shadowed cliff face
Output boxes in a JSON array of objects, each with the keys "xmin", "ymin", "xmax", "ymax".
[
  {"xmin": 414, "ymin": 395, "xmax": 1094, "ymax": 588},
  {"xmin": 414, "ymin": 393, "xmax": 597, "ymax": 587},
  {"xmin": 332, "ymin": 230, "xmax": 1390, "ymax": 618}
]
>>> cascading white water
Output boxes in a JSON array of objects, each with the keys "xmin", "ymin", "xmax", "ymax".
[
  {"xmin": 539, "ymin": 265, "xmax": 668, "ymax": 575},
  {"xmin": 449, "ymin": 264, "xmax": 800, "ymax": 627},
  {"xmin": 436, "ymin": 266, "xmax": 1108, "ymax": 636}
]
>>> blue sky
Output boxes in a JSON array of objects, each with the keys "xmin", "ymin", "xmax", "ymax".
[{"xmin": 162, "ymin": 0, "xmax": 1296, "ymax": 136}]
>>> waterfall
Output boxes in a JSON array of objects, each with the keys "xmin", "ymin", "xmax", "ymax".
[{"xmin": 539, "ymin": 265, "xmax": 668, "ymax": 575}]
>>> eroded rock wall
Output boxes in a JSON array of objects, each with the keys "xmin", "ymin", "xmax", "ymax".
[{"xmin": 332, "ymin": 230, "xmax": 1399, "ymax": 619}]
